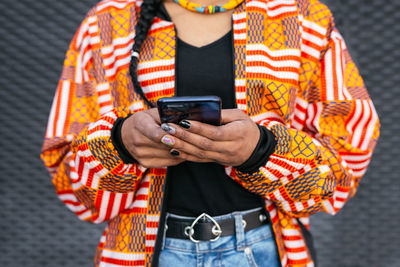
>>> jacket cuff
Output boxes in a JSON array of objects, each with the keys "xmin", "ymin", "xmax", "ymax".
[
  {"xmin": 110, "ymin": 114, "xmax": 137, "ymax": 164},
  {"xmin": 235, "ymin": 124, "xmax": 277, "ymax": 173}
]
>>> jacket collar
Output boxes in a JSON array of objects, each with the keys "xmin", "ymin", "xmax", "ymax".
[{"xmin": 138, "ymin": 1, "xmax": 249, "ymax": 114}]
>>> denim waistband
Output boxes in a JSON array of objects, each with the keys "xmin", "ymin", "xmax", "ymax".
[{"xmin": 162, "ymin": 207, "xmax": 272, "ymax": 252}]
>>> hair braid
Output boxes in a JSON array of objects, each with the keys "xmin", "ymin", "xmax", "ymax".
[{"xmin": 129, "ymin": 0, "xmax": 163, "ymax": 108}]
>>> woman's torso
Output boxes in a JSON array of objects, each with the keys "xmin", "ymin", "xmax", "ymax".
[{"xmin": 160, "ymin": 2, "xmax": 263, "ymax": 216}]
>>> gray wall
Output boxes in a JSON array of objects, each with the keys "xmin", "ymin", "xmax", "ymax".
[{"xmin": 0, "ymin": 0, "xmax": 398, "ymax": 266}]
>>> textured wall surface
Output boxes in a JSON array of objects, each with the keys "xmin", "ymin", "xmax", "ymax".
[{"xmin": 0, "ymin": 0, "xmax": 398, "ymax": 266}]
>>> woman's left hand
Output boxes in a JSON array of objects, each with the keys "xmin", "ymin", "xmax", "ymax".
[{"xmin": 160, "ymin": 109, "xmax": 260, "ymax": 166}]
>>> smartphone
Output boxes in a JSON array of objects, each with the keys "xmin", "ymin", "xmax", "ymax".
[{"xmin": 157, "ymin": 96, "xmax": 221, "ymax": 126}]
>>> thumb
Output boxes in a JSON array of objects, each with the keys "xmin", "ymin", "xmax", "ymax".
[
  {"xmin": 221, "ymin": 109, "xmax": 247, "ymax": 124},
  {"xmin": 145, "ymin": 108, "xmax": 161, "ymax": 124}
]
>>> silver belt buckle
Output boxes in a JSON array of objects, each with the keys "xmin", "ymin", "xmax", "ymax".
[{"xmin": 184, "ymin": 213, "xmax": 222, "ymax": 243}]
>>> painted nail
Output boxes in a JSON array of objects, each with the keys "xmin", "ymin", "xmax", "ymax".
[
  {"xmin": 179, "ymin": 120, "xmax": 191, "ymax": 129},
  {"xmin": 161, "ymin": 135, "xmax": 175, "ymax": 146},
  {"xmin": 170, "ymin": 149, "xmax": 180, "ymax": 157},
  {"xmin": 161, "ymin": 123, "xmax": 176, "ymax": 135}
]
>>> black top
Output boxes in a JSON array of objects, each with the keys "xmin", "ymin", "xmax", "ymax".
[
  {"xmin": 110, "ymin": 5, "xmax": 277, "ymax": 217},
  {"xmin": 167, "ymin": 30, "xmax": 264, "ymax": 216},
  {"xmin": 175, "ymin": 30, "xmax": 236, "ymax": 108}
]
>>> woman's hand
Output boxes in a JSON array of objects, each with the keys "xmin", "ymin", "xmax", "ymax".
[
  {"xmin": 121, "ymin": 108, "xmax": 185, "ymax": 168},
  {"xmin": 160, "ymin": 109, "xmax": 260, "ymax": 166}
]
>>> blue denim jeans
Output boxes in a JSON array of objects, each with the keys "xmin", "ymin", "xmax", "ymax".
[{"xmin": 159, "ymin": 209, "xmax": 280, "ymax": 267}]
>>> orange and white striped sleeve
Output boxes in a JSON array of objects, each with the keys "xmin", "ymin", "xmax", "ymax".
[
  {"xmin": 232, "ymin": 3, "xmax": 380, "ymax": 217},
  {"xmin": 40, "ymin": 8, "xmax": 146, "ymax": 224}
]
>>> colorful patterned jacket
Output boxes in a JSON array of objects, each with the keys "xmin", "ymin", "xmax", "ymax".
[{"xmin": 41, "ymin": 0, "xmax": 380, "ymax": 266}]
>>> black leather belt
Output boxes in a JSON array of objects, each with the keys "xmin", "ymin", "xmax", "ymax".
[{"xmin": 165, "ymin": 209, "xmax": 269, "ymax": 242}]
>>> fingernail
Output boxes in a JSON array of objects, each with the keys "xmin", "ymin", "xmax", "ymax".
[
  {"xmin": 161, "ymin": 123, "xmax": 176, "ymax": 135},
  {"xmin": 179, "ymin": 120, "xmax": 191, "ymax": 129},
  {"xmin": 161, "ymin": 135, "xmax": 175, "ymax": 146},
  {"xmin": 170, "ymin": 149, "xmax": 180, "ymax": 156}
]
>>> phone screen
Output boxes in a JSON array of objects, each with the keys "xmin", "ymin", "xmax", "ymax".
[{"xmin": 157, "ymin": 96, "xmax": 221, "ymax": 126}]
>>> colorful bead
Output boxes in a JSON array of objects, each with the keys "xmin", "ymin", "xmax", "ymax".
[{"xmin": 173, "ymin": 0, "xmax": 244, "ymax": 14}]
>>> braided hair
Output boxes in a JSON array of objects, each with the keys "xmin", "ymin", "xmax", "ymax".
[{"xmin": 129, "ymin": 0, "xmax": 163, "ymax": 108}]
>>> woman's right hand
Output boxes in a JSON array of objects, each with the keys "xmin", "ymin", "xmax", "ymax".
[{"xmin": 121, "ymin": 108, "xmax": 184, "ymax": 168}]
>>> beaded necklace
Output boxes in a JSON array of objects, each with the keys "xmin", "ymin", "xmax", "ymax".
[{"xmin": 173, "ymin": 0, "xmax": 244, "ymax": 14}]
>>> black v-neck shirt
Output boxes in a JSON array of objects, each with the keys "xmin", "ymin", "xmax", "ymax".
[
  {"xmin": 175, "ymin": 30, "xmax": 236, "ymax": 108},
  {"xmin": 166, "ymin": 21, "xmax": 263, "ymax": 216}
]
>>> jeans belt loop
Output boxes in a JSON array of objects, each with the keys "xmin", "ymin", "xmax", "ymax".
[
  {"xmin": 234, "ymin": 213, "xmax": 246, "ymax": 250},
  {"xmin": 161, "ymin": 213, "xmax": 170, "ymax": 250}
]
